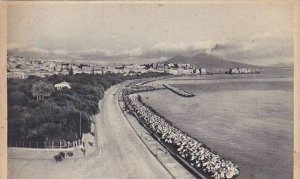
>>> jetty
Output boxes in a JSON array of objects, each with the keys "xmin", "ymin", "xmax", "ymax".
[
  {"xmin": 121, "ymin": 85, "xmax": 239, "ymax": 179},
  {"xmin": 163, "ymin": 84, "xmax": 195, "ymax": 97}
]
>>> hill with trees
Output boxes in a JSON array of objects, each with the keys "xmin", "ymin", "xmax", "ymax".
[{"xmin": 8, "ymin": 72, "xmax": 166, "ymax": 144}]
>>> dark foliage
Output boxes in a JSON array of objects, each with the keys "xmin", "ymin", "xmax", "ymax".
[{"xmin": 8, "ymin": 72, "xmax": 167, "ymax": 143}]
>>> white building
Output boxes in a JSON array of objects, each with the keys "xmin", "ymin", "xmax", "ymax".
[
  {"xmin": 167, "ymin": 69, "xmax": 178, "ymax": 75},
  {"xmin": 182, "ymin": 69, "xmax": 193, "ymax": 75},
  {"xmin": 200, "ymin": 68, "xmax": 207, "ymax": 75},
  {"xmin": 29, "ymin": 72, "xmax": 49, "ymax": 78},
  {"xmin": 55, "ymin": 82, "xmax": 71, "ymax": 90},
  {"xmin": 230, "ymin": 68, "xmax": 252, "ymax": 74},
  {"xmin": 7, "ymin": 71, "xmax": 26, "ymax": 79}
]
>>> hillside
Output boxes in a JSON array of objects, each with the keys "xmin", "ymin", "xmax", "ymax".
[
  {"xmin": 270, "ymin": 62, "xmax": 293, "ymax": 68},
  {"xmin": 167, "ymin": 53, "xmax": 260, "ymax": 68},
  {"xmin": 7, "ymin": 72, "xmax": 166, "ymax": 143}
]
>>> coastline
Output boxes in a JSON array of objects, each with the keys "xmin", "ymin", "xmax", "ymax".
[
  {"xmin": 121, "ymin": 84, "xmax": 240, "ymax": 179},
  {"xmin": 7, "ymin": 74, "xmax": 293, "ymax": 179},
  {"xmin": 138, "ymin": 75, "xmax": 293, "ymax": 179},
  {"xmin": 117, "ymin": 83, "xmax": 196, "ymax": 179}
]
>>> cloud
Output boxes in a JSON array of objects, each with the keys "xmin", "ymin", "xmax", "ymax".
[
  {"xmin": 8, "ymin": 43, "xmax": 27, "ymax": 50},
  {"xmin": 52, "ymin": 49, "xmax": 69, "ymax": 55},
  {"xmin": 8, "ymin": 34, "xmax": 293, "ymax": 66},
  {"xmin": 137, "ymin": 41, "xmax": 216, "ymax": 59},
  {"xmin": 151, "ymin": 41, "xmax": 216, "ymax": 53},
  {"xmin": 26, "ymin": 47, "xmax": 50, "ymax": 54},
  {"xmin": 120, "ymin": 47, "xmax": 143, "ymax": 57},
  {"xmin": 77, "ymin": 49, "xmax": 114, "ymax": 57},
  {"xmin": 74, "ymin": 41, "xmax": 222, "ymax": 60},
  {"xmin": 209, "ymin": 36, "xmax": 293, "ymax": 65}
]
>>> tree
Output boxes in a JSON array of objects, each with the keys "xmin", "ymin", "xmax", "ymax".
[
  {"xmin": 69, "ymin": 66, "xmax": 74, "ymax": 75},
  {"xmin": 8, "ymin": 91, "xmax": 29, "ymax": 106},
  {"xmin": 92, "ymin": 66, "xmax": 95, "ymax": 75},
  {"xmin": 31, "ymin": 81, "xmax": 54, "ymax": 100}
]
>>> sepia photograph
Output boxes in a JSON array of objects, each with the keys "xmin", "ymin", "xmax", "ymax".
[{"xmin": 0, "ymin": 1, "xmax": 299, "ymax": 179}]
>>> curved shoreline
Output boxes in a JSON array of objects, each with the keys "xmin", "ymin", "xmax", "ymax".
[
  {"xmin": 137, "ymin": 76, "xmax": 293, "ymax": 179},
  {"xmin": 121, "ymin": 84, "xmax": 240, "ymax": 179}
]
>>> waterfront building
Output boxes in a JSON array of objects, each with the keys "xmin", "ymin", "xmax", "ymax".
[
  {"xmin": 182, "ymin": 69, "xmax": 193, "ymax": 75},
  {"xmin": 229, "ymin": 67, "xmax": 253, "ymax": 74},
  {"xmin": 200, "ymin": 68, "xmax": 207, "ymax": 75},
  {"xmin": 168, "ymin": 68, "xmax": 177, "ymax": 75}
]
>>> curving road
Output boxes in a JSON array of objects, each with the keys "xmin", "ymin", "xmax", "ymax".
[{"xmin": 8, "ymin": 83, "xmax": 173, "ymax": 179}]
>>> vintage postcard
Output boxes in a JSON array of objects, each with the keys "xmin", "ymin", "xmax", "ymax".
[{"xmin": 0, "ymin": 1, "xmax": 299, "ymax": 179}]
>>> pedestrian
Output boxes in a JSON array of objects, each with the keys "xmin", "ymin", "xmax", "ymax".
[{"xmin": 81, "ymin": 147, "xmax": 86, "ymax": 155}]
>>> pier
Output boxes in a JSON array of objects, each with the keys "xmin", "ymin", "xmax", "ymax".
[{"xmin": 163, "ymin": 84, "xmax": 195, "ymax": 97}]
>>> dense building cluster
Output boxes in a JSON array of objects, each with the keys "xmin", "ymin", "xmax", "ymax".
[
  {"xmin": 7, "ymin": 55, "xmax": 167, "ymax": 79},
  {"xmin": 8, "ymin": 54, "xmax": 260, "ymax": 80},
  {"xmin": 7, "ymin": 55, "xmax": 224, "ymax": 80},
  {"xmin": 122, "ymin": 88, "xmax": 239, "ymax": 179},
  {"xmin": 226, "ymin": 67, "xmax": 259, "ymax": 74}
]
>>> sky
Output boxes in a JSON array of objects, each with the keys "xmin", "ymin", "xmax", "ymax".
[{"xmin": 7, "ymin": 2, "xmax": 294, "ymax": 66}]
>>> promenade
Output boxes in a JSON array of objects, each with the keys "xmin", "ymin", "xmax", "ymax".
[{"xmin": 8, "ymin": 82, "xmax": 173, "ymax": 179}]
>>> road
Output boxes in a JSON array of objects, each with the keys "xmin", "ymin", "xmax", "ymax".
[{"xmin": 8, "ymin": 83, "xmax": 173, "ymax": 179}]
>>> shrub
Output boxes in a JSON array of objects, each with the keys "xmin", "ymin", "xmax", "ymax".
[
  {"xmin": 8, "ymin": 91, "xmax": 29, "ymax": 106},
  {"xmin": 31, "ymin": 81, "xmax": 54, "ymax": 100}
]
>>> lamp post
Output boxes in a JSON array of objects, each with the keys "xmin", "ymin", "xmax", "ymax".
[{"xmin": 79, "ymin": 111, "xmax": 82, "ymax": 138}]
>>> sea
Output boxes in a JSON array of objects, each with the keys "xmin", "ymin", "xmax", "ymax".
[{"xmin": 138, "ymin": 68, "xmax": 293, "ymax": 179}]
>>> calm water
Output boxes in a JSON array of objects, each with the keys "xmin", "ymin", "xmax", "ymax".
[{"xmin": 139, "ymin": 69, "xmax": 293, "ymax": 179}]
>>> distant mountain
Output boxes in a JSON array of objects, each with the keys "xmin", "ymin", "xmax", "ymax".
[
  {"xmin": 270, "ymin": 62, "xmax": 293, "ymax": 68},
  {"xmin": 167, "ymin": 53, "xmax": 260, "ymax": 68}
]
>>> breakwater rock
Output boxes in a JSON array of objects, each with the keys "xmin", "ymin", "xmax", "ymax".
[
  {"xmin": 122, "ymin": 86, "xmax": 239, "ymax": 179},
  {"xmin": 163, "ymin": 84, "xmax": 195, "ymax": 97}
]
